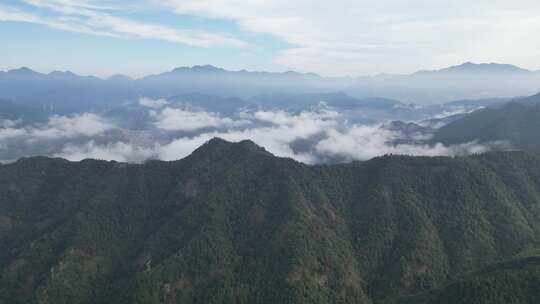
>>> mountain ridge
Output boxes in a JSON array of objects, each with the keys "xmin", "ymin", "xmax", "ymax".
[
  {"xmin": 2, "ymin": 62, "xmax": 535, "ymax": 81},
  {"xmin": 3, "ymin": 62, "xmax": 539, "ymax": 108},
  {"xmin": 433, "ymin": 93, "xmax": 540, "ymax": 153},
  {"xmin": 414, "ymin": 62, "xmax": 532, "ymax": 75}
]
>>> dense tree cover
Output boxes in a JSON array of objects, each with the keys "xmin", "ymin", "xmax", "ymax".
[
  {"xmin": 1, "ymin": 138, "xmax": 540, "ymax": 303},
  {"xmin": 398, "ymin": 256, "xmax": 540, "ymax": 304}
]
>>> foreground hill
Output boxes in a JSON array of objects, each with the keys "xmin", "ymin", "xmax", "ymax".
[{"xmin": 1, "ymin": 139, "xmax": 540, "ymax": 303}]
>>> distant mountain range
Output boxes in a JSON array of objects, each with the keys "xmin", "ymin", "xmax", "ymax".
[
  {"xmin": 2, "ymin": 139, "xmax": 540, "ymax": 303},
  {"xmin": 0, "ymin": 65, "xmax": 352, "ymax": 113},
  {"xmin": 347, "ymin": 62, "xmax": 540, "ymax": 104},
  {"xmin": 248, "ymin": 92, "xmax": 402, "ymax": 111},
  {"xmin": 2, "ymin": 62, "xmax": 540, "ymax": 112}
]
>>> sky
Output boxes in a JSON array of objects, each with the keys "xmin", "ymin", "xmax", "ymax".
[{"xmin": 2, "ymin": 0, "xmax": 540, "ymax": 77}]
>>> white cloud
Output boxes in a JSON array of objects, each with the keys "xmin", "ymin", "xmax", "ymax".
[
  {"xmin": 162, "ymin": 0, "xmax": 540, "ymax": 75},
  {"xmin": 157, "ymin": 109, "xmax": 341, "ymax": 163},
  {"xmin": 0, "ymin": 125, "xmax": 27, "ymax": 140},
  {"xmin": 0, "ymin": 119, "xmax": 26, "ymax": 144},
  {"xmin": 0, "ymin": 1, "xmax": 247, "ymax": 48},
  {"xmin": 0, "ymin": 107, "xmax": 507, "ymax": 164},
  {"xmin": 31, "ymin": 113, "xmax": 114, "ymax": 139},
  {"xmin": 155, "ymin": 134, "xmax": 213, "ymax": 161},
  {"xmin": 156, "ymin": 128, "xmax": 318, "ymax": 164},
  {"xmin": 247, "ymin": 108, "xmax": 340, "ymax": 126},
  {"xmin": 151, "ymin": 107, "xmax": 248, "ymax": 131},
  {"xmin": 56, "ymin": 140, "xmax": 156, "ymax": 162},
  {"xmin": 139, "ymin": 97, "xmax": 169, "ymax": 109},
  {"xmin": 432, "ymin": 107, "xmax": 481, "ymax": 120},
  {"xmin": 0, "ymin": 119, "xmax": 21, "ymax": 128},
  {"xmin": 0, "ymin": 113, "xmax": 114, "ymax": 141},
  {"xmin": 315, "ymin": 124, "xmax": 496, "ymax": 161}
]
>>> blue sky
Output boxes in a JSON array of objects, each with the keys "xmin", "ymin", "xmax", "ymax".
[
  {"xmin": 2, "ymin": 0, "xmax": 540, "ymax": 77},
  {"xmin": 0, "ymin": 0, "xmax": 291, "ymax": 77}
]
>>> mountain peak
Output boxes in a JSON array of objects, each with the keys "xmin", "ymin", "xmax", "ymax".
[
  {"xmin": 444, "ymin": 62, "xmax": 529, "ymax": 73},
  {"xmin": 7, "ymin": 67, "xmax": 41, "ymax": 75},
  {"xmin": 205, "ymin": 137, "xmax": 266, "ymax": 152},
  {"xmin": 412, "ymin": 62, "xmax": 530, "ymax": 76},
  {"xmin": 188, "ymin": 137, "xmax": 271, "ymax": 161},
  {"xmin": 172, "ymin": 65, "xmax": 226, "ymax": 73},
  {"xmin": 193, "ymin": 65, "xmax": 226, "ymax": 72},
  {"xmin": 48, "ymin": 70, "xmax": 78, "ymax": 77},
  {"xmin": 107, "ymin": 74, "xmax": 133, "ymax": 81}
]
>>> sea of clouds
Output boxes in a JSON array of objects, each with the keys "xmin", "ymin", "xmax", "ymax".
[{"xmin": 0, "ymin": 97, "xmax": 507, "ymax": 164}]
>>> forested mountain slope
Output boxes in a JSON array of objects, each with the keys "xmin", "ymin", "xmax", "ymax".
[
  {"xmin": 434, "ymin": 93, "xmax": 540, "ymax": 153},
  {"xmin": 398, "ymin": 256, "xmax": 540, "ymax": 304},
  {"xmin": 1, "ymin": 138, "xmax": 540, "ymax": 303}
]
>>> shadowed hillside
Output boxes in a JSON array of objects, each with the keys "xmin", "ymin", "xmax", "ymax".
[
  {"xmin": 398, "ymin": 256, "xmax": 540, "ymax": 304},
  {"xmin": 434, "ymin": 93, "xmax": 540, "ymax": 153}
]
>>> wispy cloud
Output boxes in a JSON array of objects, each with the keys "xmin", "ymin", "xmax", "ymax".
[
  {"xmin": 0, "ymin": 0, "xmax": 247, "ymax": 48},
  {"xmin": 161, "ymin": 0, "xmax": 540, "ymax": 75}
]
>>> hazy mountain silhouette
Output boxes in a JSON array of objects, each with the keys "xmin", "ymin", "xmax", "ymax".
[
  {"xmin": 2, "ymin": 63, "xmax": 540, "ymax": 114},
  {"xmin": 347, "ymin": 62, "xmax": 540, "ymax": 104}
]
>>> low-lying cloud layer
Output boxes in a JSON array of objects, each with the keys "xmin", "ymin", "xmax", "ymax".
[
  {"xmin": 150, "ymin": 107, "xmax": 248, "ymax": 132},
  {"xmin": 0, "ymin": 113, "xmax": 113, "ymax": 141},
  {"xmin": 316, "ymin": 125, "xmax": 498, "ymax": 162},
  {"xmin": 0, "ymin": 98, "xmax": 506, "ymax": 164}
]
